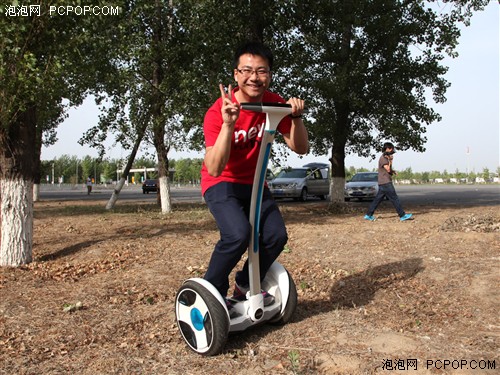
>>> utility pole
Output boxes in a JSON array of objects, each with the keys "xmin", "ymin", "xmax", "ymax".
[{"xmin": 466, "ymin": 146, "xmax": 470, "ymax": 182}]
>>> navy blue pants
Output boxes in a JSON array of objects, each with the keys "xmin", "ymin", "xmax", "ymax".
[
  {"xmin": 203, "ymin": 182, "xmax": 288, "ymax": 297},
  {"xmin": 366, "ymin": 182, "xmax": 406, "ymax": 217}
]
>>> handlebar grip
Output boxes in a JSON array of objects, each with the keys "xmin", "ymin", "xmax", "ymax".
[{"xmin": 240, "ymin": 102, "xmax": 292, "ymax": 112}]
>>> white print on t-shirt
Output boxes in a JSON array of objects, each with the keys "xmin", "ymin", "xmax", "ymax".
[{"xmin": 234, "ymin": 121, "xmax": 265, "ymax": 145}]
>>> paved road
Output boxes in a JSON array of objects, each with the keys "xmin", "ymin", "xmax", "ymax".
[
  {"xmin": 39, "ymin": 184, "xmax": 499, "ymax": 207},
  {"xmin": 391, "ymin": 184, "xmax": 500, "ymax": 207}
]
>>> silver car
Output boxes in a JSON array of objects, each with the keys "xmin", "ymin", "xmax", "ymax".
[
  {"xmin": 269, "ymin": 163, "xmax": 330, "ymax": 201},
  {"xmin": 344, "ymin": 172, "xmax": 379, "ymax": 201}
]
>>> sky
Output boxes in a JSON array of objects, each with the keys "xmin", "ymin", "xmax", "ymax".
[{"xmin": 42, "ymin": 2, "xmax": 500, "ymax": 174}]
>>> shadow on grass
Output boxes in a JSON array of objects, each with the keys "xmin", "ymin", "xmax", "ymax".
[
  {"xmin": 299, "ymin": 257, "xmax": 425, "ymax": 319},
  {"xmin": 36, "ymin": 240, "xmax": 103, "ymax": 262},
  {"xmin": 223, "ymin": 257, "xmax": 424, "ymax": 353}
]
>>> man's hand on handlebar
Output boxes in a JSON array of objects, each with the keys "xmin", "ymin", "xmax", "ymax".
[{"xmin": 286, "ymin": 97, "xmax": 304, "ymax": 118}]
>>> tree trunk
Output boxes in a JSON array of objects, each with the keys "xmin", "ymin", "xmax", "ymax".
[
  {"xmin": 329, "ymin": 139, "xmax": 347, "ymax": 203},
  {"xmin": 33, "ymin": 184, "xmax": 40, "ymax": 202},
  {"xmin": 329, "ymin": 101, "xmax": 349, "ymax": 203},
  {"xmin": 106, "ymin": 178, "xmax": 126, "ymax": 210},
  {"xmin": 105, "ymin": 126, "xmax": 146, "ymax": 210},
  {"xmin": 158, "ymin": 175, "xmax": 171, "ymax": 212},
  {"xmin": 0, "ymin": 106, "xmax": 36, "ymax": 266},
  {"xmin": 0, "ymin": 179, "xmax": 33, "ymax": 266},
  {"xmin": 152, "ymin": 0, "xmax": 172, "ymax": 214},
  {"xmin": 154, "ymin": 130, "xmax": 172, "ymax": 214},
  {"xmin": 329, "ymin": 6, "xmax": 352, "ymax": 203},
  {"xmin": 33, "ymin": 119, "xmax": 43, "ymax": 202},
  {"xmin": 248, "ymin": 0, "xmax": 266, "ymax": 42}
]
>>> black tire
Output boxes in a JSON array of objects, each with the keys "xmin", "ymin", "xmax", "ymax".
[
  {"xmin": 175, "ymin": 280, "xmax": 230, "ymax": 356},
  {"xmin": 270, "ymin": 272, "xmax": 297, "ymax": 325},
  {"xmin": 345, "ymin": 197, "xmax": 351, "ymax": 202},
  {"xmin": 299, "ymin": 188, "xmax": 308, "ymax": 202}
]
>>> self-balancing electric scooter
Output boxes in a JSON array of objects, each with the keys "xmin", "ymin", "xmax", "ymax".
[{"xmin": 175, "ymin": 103, "xmax": 298, "ymax": 355}]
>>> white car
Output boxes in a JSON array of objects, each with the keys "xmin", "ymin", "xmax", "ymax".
[{"xmin": 344, "ymin": 172, "xmax": 379, "ymax": 201}]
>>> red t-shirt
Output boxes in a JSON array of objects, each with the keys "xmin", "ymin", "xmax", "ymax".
[{"xmin": 201, "ymin": 88, "xmax": 292, "ymax": 195}]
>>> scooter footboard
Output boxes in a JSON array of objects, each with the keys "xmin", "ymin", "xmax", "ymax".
[{"xmin": 262, "ymin": 261, "xmax": 290, "ymax": 316}]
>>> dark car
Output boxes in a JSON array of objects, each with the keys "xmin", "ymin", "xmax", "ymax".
[
  {"xmin": 344, "ymin": 172, "xmax": 378, "ymax": 201},
  {"xmin": 142, "ymin": 179, "xmax": 158, "ymax": 194},
  {"xmin": 266, "ymin": 169, "xmax": 275, "ymax": 183}
]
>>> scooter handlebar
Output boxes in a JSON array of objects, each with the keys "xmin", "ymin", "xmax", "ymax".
[{"xmin": 240, "ymin": 102, "xmax": 292, "ymax": 112}]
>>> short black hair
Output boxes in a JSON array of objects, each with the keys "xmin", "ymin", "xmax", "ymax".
[
  {"xmin": 233, "ymin": 41, "xmax": 274, "ymax": 70},
  {"xmin": 382, "ymin": 142, "xmax": 395, "ymax": 152}
]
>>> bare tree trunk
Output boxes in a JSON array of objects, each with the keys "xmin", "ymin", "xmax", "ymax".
[
  {"xmin": 105, "ymin": 127, "xmax": 146, "ymax": 210},
  {"xmin": 154, "ymin": 131, "xmax": 172, "ymax": 214},
  {"xmin": 329, "ymin": 7, "xmax": 352, "ymax": 203},
  {"xmin": 106, "ymin": 178, "xmax": 126, "ymax": 210},
  {"xmin": 158, "ymin": 175, "xmax": 171, "ymax": 212},
  {"xmin": 329, "ymin": 147, "xmax": 347, "ymax": 203},
  {"xmin": 0, "ymin": 179, "xmax": 33, "ymax": 266},
  {"xmin": 33, "ymin": 184, "xmax": 40, "ymax": 202},
  {"xmin": 0, "ymin": 106, "xmax": 36, "ymax": 266},
  {"xmin": 33, "ymin": 118, "xmax": 43, "ymax": 203},
  {"xmin": 151, "ymin": 0, "xmax": 172, "ymax": 214}
]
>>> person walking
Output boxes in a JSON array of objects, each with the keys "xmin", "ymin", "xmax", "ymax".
[
  {"xmin": 86, "ymin": 176, "xmax": 93, "ymax": 195},
  {"xmin": 364, "ymin": 142, "xmax": 413, "ymax": 222},
  {"xmin": 201, "ymin": 41, "xmax": 309, "ymax": 311}
]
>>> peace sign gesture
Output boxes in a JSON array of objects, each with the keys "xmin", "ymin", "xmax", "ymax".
[{"xmin": 219, "ymin": 84, "xmax": 240, "ymax": 127}]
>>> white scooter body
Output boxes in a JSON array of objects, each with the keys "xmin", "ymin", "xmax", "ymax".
[
  {"xmin": 176, "ymin": 103, "xmax": 297, "ymax": 355},
  {"xmin": 228, "ymin": 261, "xmax": 292, "ymax": 331}
]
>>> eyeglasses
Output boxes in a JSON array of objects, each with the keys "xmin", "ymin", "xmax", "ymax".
[{"xmin": 236, "ymin": 68, "xmax": 270, "ymax": 77}]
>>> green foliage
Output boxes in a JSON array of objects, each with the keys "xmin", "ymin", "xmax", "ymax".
[
  {"xmin": 482, "ymin": 168, "xmax": 490, "ymax": 180},
  {"xmin": 0, "ymin": 1, "xmax": 126, "ymax": 191},
  {"xmin": 273, "ymin": 0, "xmax": 489, "ymax": 178},
  {"xmin": 394, "ymin": 167, "xmax": 413, "ymax": 181},
  {"xmin": 288, "ymin": 349, "xmax": 301, "ymax": 374},
  {"xmin": 79, "ymin": 1, "xmax": 203, "ymax": 160},
  {"xmin": 40, "ymin": 155, "xmax": 497, "ymax": 185},
  {"xmin": 41, "ymin": 155, "xmax": 119, "ymax": 184},
  {"xmin": 5, "ymin": 1, "xmax": 489, "ymax": 182},
  {"xmin": 172, "ymin": 158, "xmax": 203, "ymax": 184}
]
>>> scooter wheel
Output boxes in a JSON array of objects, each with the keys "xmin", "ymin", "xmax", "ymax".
[
  {"xmin": 270, "ymin": 271, "xmax": 298, "ymax": 325},
  {"xmin": 175, "ymin": 280, "xmax": 229, "ymax": 355}
]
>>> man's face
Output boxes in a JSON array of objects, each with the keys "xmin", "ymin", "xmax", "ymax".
[{"xmin": 234, "ymin": 53, "xmax": 271, "ymax": 102}]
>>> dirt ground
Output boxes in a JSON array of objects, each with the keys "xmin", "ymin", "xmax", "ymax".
[{"xmin": 0, "ymin": 198, "xmax": 498, "ymax": 374}]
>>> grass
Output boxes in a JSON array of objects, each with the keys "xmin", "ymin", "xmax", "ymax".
[{"xmin": 288, "ymin": 350, "xmax": 301, "ymax": 374}]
